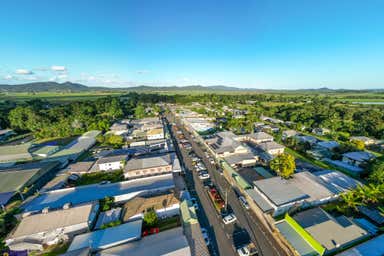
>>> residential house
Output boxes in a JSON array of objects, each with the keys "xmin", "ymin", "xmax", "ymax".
[
  {"xmin": 206, "ymin": 131, "xmax": 249, "ymax": 157},
  {"xmin": 97, "ymin": 153, "xmax": 128, "ymax": 171},
  {"xmin": 312, "ymin": 127, "xmax": 331, "ymax": 136},
  {"xmin": 294, "ymin": 135, "xmax": 318, "ymax": 145},
  {"xmin": 257, "ymin": 141, "xmax": 285, "ymax": 156},
  {"xmin": 6, "ymin": 202, "xmax": 99, "ymax": 251},
  {"xmin": 224, "ymin": 152, "xmax": 258, "ymax": 168},
  {"xmin": 342, "ymin": 151, "xmax": 375, "ymax": 167},
  {"xmin": 66, "ymin": 161, "xmax": 95, "ymax": 175},
  {"xmin": 349, "ymin": 136, "xmax": 376, "ymax": 146},
  {"xmin": 246, "ymin": 132, "xmax": 274, "ymax": 144},
  {"xmin": 110, "ymin": 122, "xmax": 129, "ymax": 135},
  {"xmin": 282, "ymin": 130, "xmax": 298, "ymax": 140}
]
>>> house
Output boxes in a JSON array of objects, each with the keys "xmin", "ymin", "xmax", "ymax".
[
  {"xmin": 282, "ymin": 130, "xmax": 298, "ymax": 140},
  {"xmin": 97, "ymin": 153, "xmax": 128, "ymax": 171},
  {"xmin": 286, "ymin": 208, "xmax": 368, "ymax": 255},
  {"xmin": 122, "ymin": 192, "xmax": 180, "ymax": 221},
  {"xmin": 6, "ymin": 202, "xmax": 99, "ymax": 251},
  {"xmin": 110, "ymin": 122, "xmax": 129, "ymax": 135},
  {"xmin": 0, "ymin": 162, "xmax": 60, "ymax": 207},
  {"xmin": 146, "ymin": 127, "xmax": 164, "ymax": 140},
  {"xmin": 260, "ymin": 115, "xmax": 284, "ymax": 124},
  {"xmin": 314, "ymin": 170, "xmax": 361, "ymax": 193},
  {"xmin": 66, "ymin": 161, "xmax": 95, "ymax": 175},
  {"xmin": 294, "ymin": 135, "xmax": 318, "ymax": 145},
  {"xmin": 98, "ymin": 227, "xmax": 191, "ymax": 256},
  {"xmin": 337, "ymin": 234, "xmax": 384, "ymax": 256},
  {"xmin": 206, "ymin": 131, "xmax": 249, "ymax": 157},
  {"xmin": 250, "ymin": 171, "xmax": 336, "ymax": 216},
  {"xmin": 123, "ymin": 153, "xmax": 179, "ymax": 179},
  {"xmin": 0, "ymin": 129, "xmax": 14, "ymax": 141},
  {"xmin": 223, "ymin": 152, "xmax": 258, "ymax": 168},
  {"xmin": 22, "ymin": 174, "xmax": 175, "ymax": 213},
  {"xmin": 246, "ymin": 132, "xmax": 274, "ymax": 144},
  {"xmin": 342, "ymin": 151, "xmax": 375, "ymax": 167},
  {"xmin": 308, "ymin": 141, "xmax": 340, "ymax": 159},
  {"xmin": 316, "ymin": 140, "xmax": 339, "ymax": 151},
  {"xmin": 257, "ymin": 141, "xmax": 285, "ymax": 156},
  {"xmin": 349, "ymin": 136, "xmax": 376, "ymax": 146},
  {"xmin": 67, "ymin": 219, "xmax": 142, "ymax": 252},
  {"xmin": 312, "ymin": 127, "xmax": 331, "ymax": 136}
]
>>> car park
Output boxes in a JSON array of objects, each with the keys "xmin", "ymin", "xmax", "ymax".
[{"xmin": 223, "ymin": 213, "xmax": 237, "ymax": 224}]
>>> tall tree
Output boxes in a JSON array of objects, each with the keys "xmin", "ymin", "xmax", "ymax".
[{"xmin": 269, "ymin": 153, "xmax": 296, "ymax": 179}]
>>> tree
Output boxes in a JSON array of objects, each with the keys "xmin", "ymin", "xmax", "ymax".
[
  {"xmin": 134, "ymin": 104, "xmax": 146, "ymax": 119},
  {"xmin": 351, "ymin": 140, "xmax": 365, "ymax": 150},
  {"xmin": 143, "ymin": 208, "xmax": 158, "ymax": 227},
  {"xmin": 369, "ymin": 160, "xmax": 384, "ymax": 185},
  {"xmin": 269, "ymin": 153, "xmax": 296, "ymax": 179},
  {"xmin": 105, "ymin": 134, "xmax": 124, "ymax": 148}
]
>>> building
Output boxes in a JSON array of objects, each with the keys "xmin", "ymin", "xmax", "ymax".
[
  {"xmin": 97, "ymin": 153, "xmax": 128, "ymax": 171},
  {"xmin": 98, "ymin": 227, "xmax": 191, "ymax": 256},
  {"xmin": 245, "ymin": 132, "xmax": 274, "ymax": 144},
  {"xmin": 257, "ymin": 141, "xmax": 285, "ymax": 156},
  {"xmin": 294, "ymin": 135, "xmax": 318, "ymax": 145},
  {"xmin": 337, "ymin": 234, "xmax": 384, "ymax": 256},
  {"xmin": 250, "ymin": 172, "xmax": 336, "ymax": 216},
  {"xmin": 206, "ymin": 131, "xmax": 249, "ymax": 157},
  {"xmin": 349, "ymin": 136, "xmax": 376, "ymax": 146},
  {"xmin": 282, "ymin": 130, "xmax": 298, "ymax": 140},
  {"xmin": 316, "ymin": 141, "xmax": 340, "ymax": 151},
  {"xmin": 110, "ymin": 122, "xmax": 129, "ymax": 135},
  {"xmin": 146, "ymin": 127, "xmax": 165, "ymax": 140},
  {"xmin": 94, "ymin": 207, "xmax": 122, "ymax": 230},
  {"xmin": 0, "ymin": 129, "xmax": 14, "ymax": 141},
  {"xmin": 123, "ymin": 153, "xmax": 179, "ymax": 179},
  {"xmin": 342, "ymin": 151, "xmax": 375, "ymax": 167},
  {"xmin": 22, "ymin": 174, "xmax": 175, "ymax": 213},
  {"xmin": 6, "ymin": 202, "xmax": 99, "ymax": 251},
  {"xmin": 223, "ymin": 152, "xmax": 258, "ymax": 168},
  {"xmin": 66, "ymin": 161, "xmax": 95, "ymax": 175},
  {"xmin": 314, "ymin": 170, "xmax": 361, "ymax": 194},
  {"xmin": 0, "ymin": 162, "xmax": 60, "ymax": 207},
  {"xmin": 312, "ymin": 127, "xmax": 331, "ymax": 136},
  {"xmin": 0, "ymin": 143, "xmax": 33, "ymax": 167},
  {"xmin": 67, "ymin": 219, "xmax": 142, "ymax": 253},
  {"xmin": 122, "ymin": 192, "xmax": 180, "ymax": 221},
  {"xmin": 288, "ymin": 208, "xmax": 368, "ymax": 255}
]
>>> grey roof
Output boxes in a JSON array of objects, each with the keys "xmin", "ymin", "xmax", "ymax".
[
  {"xmin": 67, "ymin": 161, "xmax": 95, "ymax": 173},
  {"xmin": 317, "ymin": 141, "xmax": 339, "ymax": 150},
  {"xmin": 356, "ymin": 206, "xmax": 384, "ymax": 225},
  {"xmin": 253, "ymin": 172, "xmax": 334, "ymax": 206},
  {"xmin": 293, "ymin": 207, "xmax": 368, "ymax": 251},
  {"xmin": 257, "ymin": 141, "xmax": 285, "ymax": 152},
  {"xmin": 22, "ymin": 174, "xmax": 175, "ymax": 212},
  {"xmin": 245, "ymin": 189, "xmax": 273, "ymax": 212},
  {"xmin": 314, "ymin": 170, "xmax": 361, "ymax": 194},
  {"xmin": 224, "ymin": 152, "xmax": 256, "ymax": 166},
  {"xmin": 336, "ymin": 234, "xmax": 384, "ymax": 256},
  {"xmin": 0, "ymin": 129, "xmax": 13, "ymax": 136},
  {"xmin": 209, "ymin": 131, "xmax": 242, "ymax": 154},
  {"xmin": 343, "ymin": 151, "xmax": 375, "ymax": 162},
  {"xmin": 98, "ymin": 154, "xmax": 128, "ymax": 164},
  {"xmin": 68, "ymin": 219, "xmax": 142, "ymax": 252},
  {"xmin": 98, "ymin": 227, "xmax": 191, "ymax": 256},
  {"xmin": 248, "ymin": 132, "xmax": 273, "ymax": 141},
  {"xmin": 124, "ymin": 153, "xmax": 171, "ymax": 172},
  {"xmin": 9, "ymin": 203, "xmax": 96, "ymax": 239}
]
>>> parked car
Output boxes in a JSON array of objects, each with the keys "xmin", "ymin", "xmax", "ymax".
[
  {"xmin": 190, "ymin": 198, "xmax": 199, "ymax": 211},
  {"xmin": 223, "ymin": 213, "xmax": 237, "ymax": 224},
  {"xmin": 198, "ymin": 171, "xmax": 210, "ymax": 180},
  {"xmin": 239, "ymin": 196, "xmax": 250, "ymax": 210},
  {"xmin": 203, "ymin": 179, "xmax": 214, "ymax": 188},
  {"xmin": 201, "ymin": 228, "xmax": 210, "ymax": 246}
]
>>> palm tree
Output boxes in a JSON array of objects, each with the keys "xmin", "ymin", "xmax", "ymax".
[{"xmin": 340, "ymin": 191, "xmax": 364, "ymax": 211}]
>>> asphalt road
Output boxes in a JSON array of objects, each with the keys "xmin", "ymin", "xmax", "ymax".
[{"xmin": 168, "ymin": 114, "xmax": 288, "ymax": 256}]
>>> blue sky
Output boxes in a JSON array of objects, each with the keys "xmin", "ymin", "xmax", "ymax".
[{"xmin": 1, "ymin": 0, "xmax": 384, "ymax": 89}]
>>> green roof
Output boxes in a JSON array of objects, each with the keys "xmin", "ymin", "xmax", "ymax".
[
  {"xmin": 33, "ymin": 145, "xmax": 60, "ymax": 155},
  {"xmin": 222, "ymin": 161, "xmax": 252, "ymax": 189},
  {"xmin": 180, "ymin": 200, "xmax": 198, "ymax": 225}
]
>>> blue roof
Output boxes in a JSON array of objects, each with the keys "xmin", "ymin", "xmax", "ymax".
[
  {"xmin": 67, "ymin": 219, "xmax": 142, "ymax": 252},
  {"xmin": 22, "ymin": 174, "xmax": 174, "ymax": 212},
  {"xmin": 337, "ymin": 234, "xmax": 384, "ymax": 256}
]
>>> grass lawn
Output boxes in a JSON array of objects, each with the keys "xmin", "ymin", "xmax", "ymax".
[{"xmin": 75, "ymin": 170, "xmax": 124, "ymax": 186}]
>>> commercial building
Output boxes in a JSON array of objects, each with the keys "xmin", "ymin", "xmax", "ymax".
[
  {"xmin": 97, "ymin": 153, "xmax": 128, "ymax": 171},
  {"xmin": 337, "ymin": 234, "xmax": 384, "ymax": 256},
  {"xmin": 0, "ymin": 143, "xmax": 33, "ymax": 167},
  {"xmin": 6, "ymin": 202, "xmax": 99, "ymax": 251}
]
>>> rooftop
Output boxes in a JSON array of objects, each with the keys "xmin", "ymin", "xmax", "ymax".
[
  {"xmin": 247, "ymin": 132, "xmax": 274, "ymax": 142},
  {"xmin": 98, "ymin": 153, "xmax": 128, "ymax": 164},
  {"xmin": 257, "ymin": 141, "xmax": 285, "ymax": 152},
  {"xmin": 9, "ymin": 203, "xmax": 97, "ymax": 239},
  {"xmin": 67, "ymin": 161, "xmax": 95, "ymax": 174},
  {"xmin": 293, "ymin": 208, "xmax": 368, "ymax": 251},
  {"xmin": 314, "ymin": 170, "xmax": 361, "ymax": 194},
  {"xmin": 343, "ymin": 151, "xmax": 375, "ymax": 162},
  {"xmin": 98, "ymin": 227, "xmax": 191, "ymax": 256},
  {"xmin": 337, "ymin": 234, "xmax": 384, "ymax": 256},
  {"xmin": 224, "ymin": 152, "xmax": 257, "ymax": 166},
  {"xmin": 0, "ymin": 143, "xmax": 33, "ymax": 163},
  {"xmin": 124, "ymin": 153, "xmax": 172, "ymax": 172},
  {"xmin": 317, "ymin": 141, "xmax": 340, "ymax": 150},
  {"xmin": 67, "ymin": 219, "xmax": 142, "ymax": 252},
  {"xmin": 22, "ymin": 174, "xmax": 175, "ymax": 212}
]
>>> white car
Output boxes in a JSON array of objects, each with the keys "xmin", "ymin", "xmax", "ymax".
[
  {"xmin": 239, "ymin": 196, "xmax": 250, "ymax": 210},
  {"xmin": 237, "ymin": 246, "xmax": 250, "ymax": 256},
  {"xmin": 223, "ymin": 213, "xmax": 237, "ymax": 224},
  {"xmin": 198, "ymin": 172, "xmax": 210, "ymax": 180},
  {"xmin": 190, "ymin": 198, "xmax": 199, "ymax": 211},
  {"xmin": 201, "ymin": 228, "xmax": 210, "ymax": 246}
]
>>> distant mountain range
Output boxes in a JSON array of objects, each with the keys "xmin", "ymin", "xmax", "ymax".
[{"xmin": 0, "ymin": 82, "xmax": 383, "ymax": 93}]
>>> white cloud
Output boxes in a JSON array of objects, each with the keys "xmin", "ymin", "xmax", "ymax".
[
  {"xmin": 136, "ymin": 70, "xmax": 150, "ymax": 75},
  {"xmin": 3, "ymin": 75, "xmax": 13, "ymax": 80},
  {"xmin": 51, "ymin": 65, "xmax": 66, "ymax": 72},
  {"xmin": 15, "ymin": 69, "xmax": 33, "ymax": 75}
]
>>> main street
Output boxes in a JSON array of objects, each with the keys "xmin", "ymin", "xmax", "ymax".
[{"xmin": 167, "ymin": 114, "xmax": 287, "ymax": 256}]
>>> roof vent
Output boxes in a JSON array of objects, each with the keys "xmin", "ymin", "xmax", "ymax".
[
  {"xmin": 42, "ymin": 207, "xmax": 49, "ymax": 214},
  {"xmin": 63, "ymin": 203, "xmax": 71, "ymax": 210}
]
